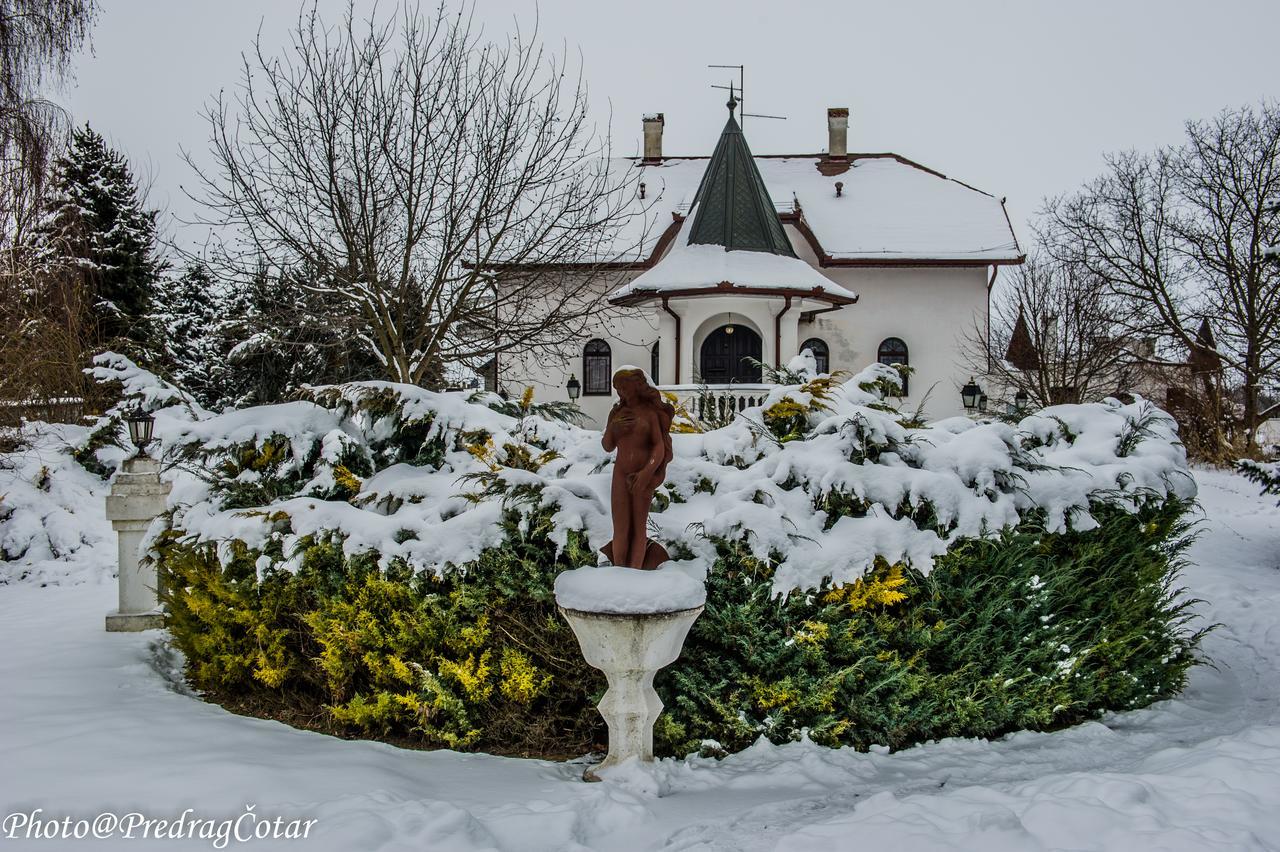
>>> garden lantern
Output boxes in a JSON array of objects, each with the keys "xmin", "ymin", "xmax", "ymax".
[
  {"xmin": 960, "ymin": 378, "xmax": 982, "ymax": 412},
  {"xmin": 125, "ymin": 408, "xmax": 155, "ymax": 457},
  {"xmin": 978, "ymin": 393, "xmax": 989, "ymax": 414},
  {"xmin": 566, "ymin": 375, "xmax": 581, "ymax": 401},
  {"xmin": 1014, "ymin": 389, "xmax": 1030, "ymax": 411},
  {"xmin": 107, "ymin": 406, "xmax": 169, "ymax": 631}
]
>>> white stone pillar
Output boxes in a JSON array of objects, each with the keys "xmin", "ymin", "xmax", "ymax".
[
  {"xmin": 778, "ymin": 304, "xmax": 801, "ymax": 368},
  {"xmin": 655, "ymin": 309, "xmax": 677, "ymax": 386},
  {"xmin": 104, "ymin": 457, "xmax": 170, "ymax": 632},
  {"xmin": 559, "ymin": 606, "xmax": 703, "ymax": 780},
  {"xmin": 676, "ymin": 304, "xmax": 696, "ymax": 386}
]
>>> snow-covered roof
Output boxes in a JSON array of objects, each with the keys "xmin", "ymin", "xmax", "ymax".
[
  {"xmin": 609, "ymin": 154, "xmax": 1022, "ymax": 266},
  {"xmin": 610, "ymin": 215, "xmax": 858, "ymax": 304}
]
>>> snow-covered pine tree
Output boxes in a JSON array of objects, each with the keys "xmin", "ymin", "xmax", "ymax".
[
  {"xmin": 34, "ymin": 124, "xmax": 164, "ymax": 353},
  {"xmin": 151, "ymin": 262, "xmax": 224, "ymax": 408},
  {"xmin": 211, "ymin": 264, "xmax": 382, "ymax": 408}
]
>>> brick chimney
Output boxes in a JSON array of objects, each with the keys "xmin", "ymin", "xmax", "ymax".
[
  {"xmin": 827, "ymin": 108, "xmax": 849, "ymax": 159},
  {"xmin": 642, "ymin": 113, "xmax": 664, "ymax": 162},
  {"xmin": 818, "ymin": 108, "xmax": 852, "ymax": 176}
]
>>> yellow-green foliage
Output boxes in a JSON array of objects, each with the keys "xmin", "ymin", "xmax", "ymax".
[
  {"xmin": 662, "ymin": 391, "xmax": 705, "ymax": 434},
  {"xmin": 160, "ymin": 498, "xmax": 1202, "ymax": 760},
  {"xmin": 761, "ymin": 376, "xmax": 844, "ymax": 442},
  {"xmin": 466, "ymin": 436, "xmax": 559, "ymax": 474},
  {"xmin": 300, "ymin": 570, "xmax": 559, "ymax": 747},
  {"xmin": 154, "ymin": 533, "xmax": 300, "ymax": 691},
  {"xmin": 159, "ymin": 512, "xmax": 602, "ymax": 755},
  {"xmin": 244, "ymin": 439, "xmax": 285, "ymax": 472},
  {"xmin": 798, "ymin": 374, "xmax": 842, "ymax": 406},
  {"xmin": 466, "ymin": 437, "xmax": 501, "ymax": 471},
  {"xmin": 763, "ymin": 398, "xmax": 807, "ymax": 421},
  {"xmin": 499, "ymin": 648, "xmax": 551, "ymax": 704},
  {"xmin": 331, "ymin": 465, "xmax": 362, "ymax": 497},
  {"xmin": 656, "ymin": 499, "xmax": 1204, "ymax": 756},
  {"xmin": 822, "ymin": 561, "xmax": 909, "ymax": 611},
  {"xmin": 761, "ymin": 398, "xmax": 809, "ymax": 442}
]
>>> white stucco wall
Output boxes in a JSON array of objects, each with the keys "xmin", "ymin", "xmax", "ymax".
[
  {"xmin": 802, "ymin": 265, "xmax": 990, "ymax": 419},
  {"xmin": 499, "ymin": 225, "xmax": 992, "ymax": 428}
]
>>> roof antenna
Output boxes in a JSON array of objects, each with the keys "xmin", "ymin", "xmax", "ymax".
[{"xmin": 709, "ymin": 64, "xmax": 786, "ymax": 131}]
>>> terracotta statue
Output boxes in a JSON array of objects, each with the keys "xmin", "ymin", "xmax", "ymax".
[{"xmin": 601, "ymin": 367, "xmax": 674, "ymax": 569}]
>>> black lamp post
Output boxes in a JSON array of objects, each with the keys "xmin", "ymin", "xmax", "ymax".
[
  {"xmin": 566, "ymin": 375, "xmax": 581, "ymax": 401},
  {"xmin": 960, "ymin": 378, "xmax": 983, "ymax": 413},
  {"xmin": 1014, "ymin": 388, "xmax": 1030, "ymax": 412},
  {"xmin": 125, "ymin": 407, "xmax": 155, "ymax": 457},
  {"xmin": 977, "ymin": 393, "xmax": 989, "ymax": 414}
]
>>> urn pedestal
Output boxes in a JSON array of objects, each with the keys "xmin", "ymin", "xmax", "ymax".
[
  {"xmin": 104, "ymin": 457, "xmax": 170, "ymax": 632},
  {"xmin": 559, "ymin": 604, "xmax": 703, "ymax": 781}
]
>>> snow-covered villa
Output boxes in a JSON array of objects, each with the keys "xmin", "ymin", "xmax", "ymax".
[{"xmin": 501, "ymin": 95, "xmax": 1024, "ymax": 426}]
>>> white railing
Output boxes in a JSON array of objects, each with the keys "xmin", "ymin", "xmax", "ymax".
[{"xmin": 658, "ymin": 383, "xmax": 775, "ymax": 425}]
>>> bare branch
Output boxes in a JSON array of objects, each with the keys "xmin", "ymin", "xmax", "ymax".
[{"xmin": 185, "ymin": 1, "xmax": 649, "ymax": 388}]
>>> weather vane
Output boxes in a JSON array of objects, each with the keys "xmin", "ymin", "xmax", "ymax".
[{"xmin": 708, "ymin": 64, "xmax": 786, "ymax": 130}]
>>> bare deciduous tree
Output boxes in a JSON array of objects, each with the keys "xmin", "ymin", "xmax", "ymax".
[
  {"xmin": 968, "ymin": 251, "xmax": 1126, "ymax": 408},
  {"xmin": 1044, "ymin": 102, "xmax": 1280, "ymax": 448},
  {"xmin": 0, "ymin": 0, "xmax": 97, "ymax": 274},
  {"xmin": 0, "ymin": 265, "xmax": 95, "ymax": 426},
  {"xmin": 187, "ymin": 2, "xmax": 647, "ymax": 388},
  {"xmin": 0, "ymin": 0, "xmax": 97, "ymax": 422}
]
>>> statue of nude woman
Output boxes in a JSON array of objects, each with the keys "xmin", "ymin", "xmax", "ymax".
[{"xmin": 600, "ymin": 367, "xmax": 674, "ymax": 569}]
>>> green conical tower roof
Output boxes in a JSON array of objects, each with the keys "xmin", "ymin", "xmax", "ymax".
[{"xmin": 687, "ymin": 87, "xmax": 796, "ymax": 256}]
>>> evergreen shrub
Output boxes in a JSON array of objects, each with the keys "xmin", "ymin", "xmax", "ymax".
[
  {"xmin": 159, "ymin": 497, "xmax": 1202, "ymax": 757},
  {"xmin": 101, "ymin": 357, "xmax": 1202, "ymax": 758},
  {"xmin": 1238, "ymin": 459, "xmax": 1280, "ymax": 503},
  {"xmin": 158, "ymin": 511, "xmax": 604, "ymax": 756}
]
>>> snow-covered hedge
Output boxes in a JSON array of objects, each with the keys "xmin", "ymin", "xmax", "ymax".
[
  {"xmin": 0, "ymin": 423, "xmax": 114, "ymax": 585},
  {"xmin": 71, "ymin": 353, "xmax": 1204, "ymax": 756},
  {"xmin": 1238, "ymin": 459, "xmax": 1280, "ymax": 503},
  {"xmin": 84, "ymin": 351, "xmax": 1197, "ymax": 596}
]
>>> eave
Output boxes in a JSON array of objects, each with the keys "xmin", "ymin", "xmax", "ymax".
[
  {"xmin": 469, "ymin": 215, "xmax": 685, "ymax": 273},
  {"xmin": 780, "ymin": 211, "xmax": 1025, "ymax": 269},
  {"xmin": 609, "ymin": 281, "xmax": 859, "ymax": 308}
]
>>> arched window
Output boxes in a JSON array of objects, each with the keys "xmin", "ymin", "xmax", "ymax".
[
  {"xmin": 799, "ymin": 338, "xmax": 829, "ymax": 374},
  {"xmin": 650, "ymin": 340, "xmax": 660, "ymax": 383},
  {"xmin": 583, "ymin": 339, "xmax": 612, "ymax": 395},
  {"xmin": 877, "ymin": 337, "xmax": 909, "ymax": 395}
]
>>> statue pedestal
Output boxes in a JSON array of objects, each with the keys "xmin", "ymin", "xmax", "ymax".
[
  {"xmin": 559, "ymin": 604, "xmax": 702, "ymax": 781},
  {"xmin": 104, "ymin": 457, "xmax": 170, "ymax": 632}
]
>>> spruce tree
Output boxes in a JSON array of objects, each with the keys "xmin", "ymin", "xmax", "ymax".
[
  {"xmin": 35, "ymin": 123, "xmax": 163, "ymax": 352},
  {"xmin": 152, "ymin": 262, "xmax": 223, "ymax": 408},
  {"xmin": 213, "ymin": 266, "xmax": 382, "ymax": 408}
]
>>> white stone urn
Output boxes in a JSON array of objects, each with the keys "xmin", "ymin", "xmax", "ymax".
[
  {"xmin": 554, "ymin": 564, "xmax": 705, "ymax": 781},
  {"xmin": 104, "ymin": 456, "xmax": 171, "ymax": 632}
]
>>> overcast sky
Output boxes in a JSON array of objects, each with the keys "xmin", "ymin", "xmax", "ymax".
[{"xmin": 66, "ymin": 0, "xmax": 1278, "ymax": 252}]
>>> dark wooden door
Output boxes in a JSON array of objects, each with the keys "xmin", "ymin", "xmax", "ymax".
[{"xmin": 700, "ymin": 325, "xmax": 763, "ymax": 384}]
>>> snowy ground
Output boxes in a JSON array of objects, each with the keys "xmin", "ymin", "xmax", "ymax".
[{"xmin": 1, "ymin": 468, "xmax": 1278, "ymax": 851}]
